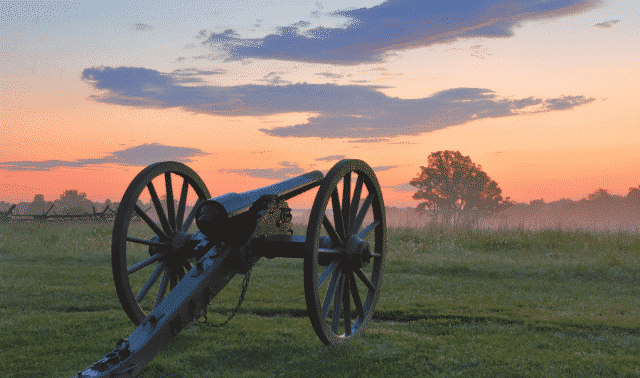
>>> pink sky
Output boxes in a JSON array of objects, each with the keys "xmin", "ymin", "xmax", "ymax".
[{"xmin": 1, "ymin": 0, "xmax": 639, "ymax": 208}]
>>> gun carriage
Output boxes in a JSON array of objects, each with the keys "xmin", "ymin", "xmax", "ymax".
[{"xmin": 76, "ymin": 159, "xmax": 387, "ymax": 377}]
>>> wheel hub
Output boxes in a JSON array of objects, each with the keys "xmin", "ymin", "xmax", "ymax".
[
  {"xmin": 344, "ymin": 235, "xmax": 370, "ymax": 269},
  {"xmin": 171, "ymin": 231, "xmax": 188, "ymax": 251},
  {"xmin": 148, "ymin": 231, "xmax": 195, "ymax": 262}
]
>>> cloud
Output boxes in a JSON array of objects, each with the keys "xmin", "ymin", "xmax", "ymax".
[
  {"xmin": 594, "ymin": 19, "xmax": 621, "ymax": 28},
  {"xmin": 172, "ymin": 68, "xmax": 227, "ymax": 76},
  {"xmin": 348, "ymin": 138, "xmax": 390, "ymax": 143},
  {"xmin": 110, "ymin": 143, "xmax": 210, "ymax": 166},
  {"xmin": 469, "ymin": 45, "xmax": 491, "ymax": 59},
  {"xmin": 170, "ymin": 68, "xmax": 227, "ymax": 83},
  {"xmin": 316, "ymin": 155, "xmax": 346, "ymax": 162},
  {"xmin": 0, "ymin": 143, "xmax": 210, "ymax": 171},
  {"xmin": 259, "ymin": 72, "xmax": 292, "ymax": 85},
  {"xmin": 316, "ymin": 72, "xmax": 344, "ymax": 79},
  {"xmin": 373, "ymin": 165, "xmax": 398, "ymax": 172},
  {"xmin": 543, "ymin": 95, "xmax": 594, "ymax": 111},
  {"xmin": 202, "ymin": 0, "xmax": 601, "ymax": 65},
  {"xmin": 133, "ymin": 23, "xmax": 153, "ymax": 31},
  {"xmin": 385, "ymin": 183, "xmax": 417, "ymax": 193},
  {"xmin": 82, "ymin": 67, "xmax": 596, "ymax": 140},
  {"xmin": 261, "ymin": 88, "xmax": 595, "ymax": 139},
  {"xmin": 219, "ymin": 161, "xmax": 305, "ymax": 180}
]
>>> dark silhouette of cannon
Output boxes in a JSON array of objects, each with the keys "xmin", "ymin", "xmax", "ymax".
[{"xmin": 75, "ymin": 159, "xmax": 387, "ymax": 377}]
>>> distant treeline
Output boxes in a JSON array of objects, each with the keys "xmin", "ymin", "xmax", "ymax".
[
  {"xmin": 0, "ymin": 190, "xmax": 145, "ymax": 216},
  {"xmin": 2, "ymin": 187, "xmax": 639, "ymax": 218},
  {"xmin": 502, "ymin": 187, "xmax": 640, "ymax": 217}
]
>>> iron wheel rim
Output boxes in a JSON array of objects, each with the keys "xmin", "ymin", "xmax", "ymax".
[
  {"xmin": 112, "ymin": 161, "xmax": 210, "ymax": 325},
  {"xmin": 304, "ymin": 159, "xmax": 387, "ymax": 346}
]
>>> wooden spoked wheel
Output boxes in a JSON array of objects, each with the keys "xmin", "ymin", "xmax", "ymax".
[
  {"xmin": 112, "ymin": 162, "xmax": 210, "ymax": 325},
  {"xmin": 305, "ymin": 159, "xmax": 387, "ymax": 346}
]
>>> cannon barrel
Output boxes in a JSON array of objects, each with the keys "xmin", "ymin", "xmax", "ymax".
[{"xmin": 196, "ymin": 170, "xmax": 323, "ymax": 239}]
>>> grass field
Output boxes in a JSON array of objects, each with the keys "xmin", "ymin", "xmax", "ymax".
[{"xmin": 1, "ymin": 221, "xmax": 640, "ymax": 377}]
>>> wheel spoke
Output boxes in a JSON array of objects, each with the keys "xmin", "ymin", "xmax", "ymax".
[
  {"xmin": 182, "ymin": 197, "xmax": 204, "ymax": 232},
  {"xmin": 331, "ymin": 190, "xmax": 345, "ymax": 240},
  {"xmin": 155, "ymin": 269, "xmax": 170, "ymax": 307},
  {"xmin": 322, "ymin": 215, "xmax": 343, "ymax": 246},
  {"xmin": 136, "ymin": 262, "xmax": 166, "ymax": 303},
  {"xmin": 349, "ymin": 271, "xmax": 365, "ymax": 319},
  {"xmin": 354, "ymin": 268, "xmax": 375, "ymax": 292},
  {"xmin": 352, "ymin": 193, "xmax": 373, "ymax": 234},
  {"xmin": 318, "ymin": 259, "xmax": 339, "ymax": 288},
  {"xmin": 169, "ymin": 268, "xmax": 178, "ymax": 290},
  {"xmin": 358, "ymin": 219, "xmax": 380, "ymax": 239},
  {"xmin": 135, "ymin": 205, "xmax": 168, "ymax": 240},
  {"xmin": 147, "ymin": 181, "xmax": 172, "ymax": 235},
  {"xmin": 165, "ymin": 173, "xmax": 176, "ymax": 232},
  {"xmin": 322, "ymin": 265, "xmax": 341, "ymax": 318},
  {"xmin": 127, "ymin": 252, "xmax": 166, "ymax": 275},
  {"xmin": 342, "ymin": 173, "xmax": 351, "ymax": 235},
  {"xmin": 332, "ymin": 272, "xmax": 345, "ymax": 334},
  {"xmin": 343, "ymin": 271, "xmax": 352, "ymax": 335},
  {"xmin": 126, "ymin": 236, "xmax": 170, "ymax": 248},
  {"xmin": 349, "ymin": 176, "xmax": 364, "ymax": 235},
  {"xmin": 176, "ymin": 178, "xmax": 190, "ymax": 230}
]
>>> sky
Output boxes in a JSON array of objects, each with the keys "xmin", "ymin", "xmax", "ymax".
[{"xmin": 1, "ymin": 0, "xmax": 639, "ymax": 209}]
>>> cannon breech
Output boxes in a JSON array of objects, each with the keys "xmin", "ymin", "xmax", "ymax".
[{"xmin": 195, "ymin": 170, "xmax": 323, "ymax": 243}]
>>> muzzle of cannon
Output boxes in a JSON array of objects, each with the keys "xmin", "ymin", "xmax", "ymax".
[{"xmin": 75, "ymin": 159, "xmax": 387, "ymax": 377}]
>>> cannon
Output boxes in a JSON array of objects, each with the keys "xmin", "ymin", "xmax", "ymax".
[{"xmin": 75, "ymin": 159, "xmax": 387, "ymax": 377}]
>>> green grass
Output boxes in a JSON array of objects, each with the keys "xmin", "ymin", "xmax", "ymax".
[{"xmin": 1, "ymin": 222, "xmax": 640, "ymax": 377}]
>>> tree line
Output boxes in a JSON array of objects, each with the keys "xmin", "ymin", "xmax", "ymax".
[
  {"xmin": 0, "ymin": 190, "xmax": 174, "ymax": 220},
  {"xmin": 0, "ymin": 190, "xmax": 119, "ymax": 216},
  {"xmin": 410, "ymin": 150, "xmax": 640, "ymax": 228},
  {"xmin": 2, "ymin": 151, "xmax": 638, "ymax": 226}
]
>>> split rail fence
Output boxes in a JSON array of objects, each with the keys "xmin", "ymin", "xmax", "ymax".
[{"xmin": 0, "ymin": 204, "xmax": 150, "ymax": 223}]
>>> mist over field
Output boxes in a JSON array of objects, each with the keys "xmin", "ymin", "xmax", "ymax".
[
  {"xmin": 290, "ymin": 208, "xmax": 640, "ymax": 233},
  {"xmin": 5, "ymin": 198, "xmax": 640, "ymax": 233},
  {"xmin": 480, "ymin": 210, "xmax": 640, "ymax": 233}
]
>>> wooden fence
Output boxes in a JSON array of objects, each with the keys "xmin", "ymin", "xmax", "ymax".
[{"xmin": 0, "ymin": 204, "xmax": 150, "ymax": 223}]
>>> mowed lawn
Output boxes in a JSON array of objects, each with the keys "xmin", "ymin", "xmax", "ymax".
[{"xmin": 1, "ymin": 221, "xmax": 640, "ymax": 377}]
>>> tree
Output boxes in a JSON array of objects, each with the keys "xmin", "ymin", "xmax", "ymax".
[
  {"xmin": 410, "ymin": 150, "xmax": 508, "ymax": 228},
  {"xmin": 25, "ymin": 194, "xmax": 54, "ymax": 215},
  {"xmin": 54, "ymin": 189, "xmax": 95, "ymax": 215},
  {"xmin": 627, "ymin": 185, "xmax": 640, "ymax": 204},
  {"xmin": 585, "ymin": 188, "xmax": 624, "ymax": 213},
  {"xmin": 102, "ymin": 199, "xmax": 112, "ymax": 212},
  {"xmin": 587, "ymin": 188, "xmax": 612, "ymax": 202}
]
